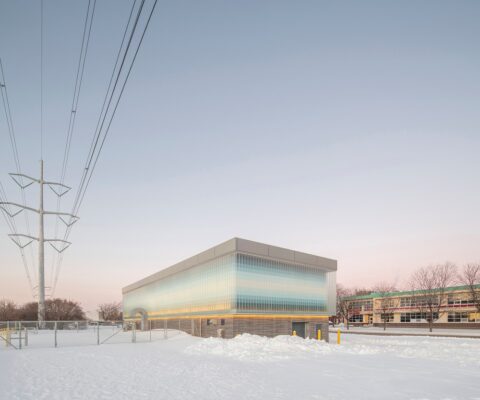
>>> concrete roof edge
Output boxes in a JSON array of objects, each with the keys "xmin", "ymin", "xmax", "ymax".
[{"xmin": 122, "ymin": 237, "xmax": 337, "ymax": 294}]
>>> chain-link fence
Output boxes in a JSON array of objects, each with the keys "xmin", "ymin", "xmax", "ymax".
[{"xmin": 0, "ymin": 320, "xmax": 176, "ymax": 350}]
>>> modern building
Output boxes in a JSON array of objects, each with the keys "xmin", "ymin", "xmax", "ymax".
[
  {"xmin": 122, "ymin": 238, "xmax": 337, "ymax": 339},
  {"xmin": 342, "ymin": 285, "xmax": 480, "ymax": 328}
]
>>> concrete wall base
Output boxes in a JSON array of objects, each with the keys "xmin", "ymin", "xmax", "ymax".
[{"xmin": 150, "ymin": 317, "xmax": 330, "ymax": 340}]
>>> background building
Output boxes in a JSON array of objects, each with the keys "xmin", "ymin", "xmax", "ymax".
[
  {"xmin": 123, "ymin": 238, "xmax": 337, "ymax": 338},
  {"xmin": 343, "ymin": 286, "xmax": 480, "ymax": 328}
]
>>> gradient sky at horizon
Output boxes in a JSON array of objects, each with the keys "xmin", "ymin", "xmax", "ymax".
[{"xmin": 0, "ymin": 0, "xmax": 479, "ymax": 315}]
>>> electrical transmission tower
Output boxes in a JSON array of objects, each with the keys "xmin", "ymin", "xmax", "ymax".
[{"xmin": 0, "ymin": 160, "xmax": 79, "ymax": 326}]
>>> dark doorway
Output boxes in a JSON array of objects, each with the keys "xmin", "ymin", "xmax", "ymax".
[{"xmin": 292, "ymin": 322, "xmax": 306, "ymax": 338}]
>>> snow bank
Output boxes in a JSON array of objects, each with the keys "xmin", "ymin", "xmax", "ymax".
[
  {"xmin": 185, "ymin": 333, "xmax": 480, "ymax": 364},
  {"xmin": 185, "ymin": 333, "xmax": 378, "ymax": 361}
]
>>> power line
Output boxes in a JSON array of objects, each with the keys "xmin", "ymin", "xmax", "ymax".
[
  {"xmin": 51, "ymin": 0, "xmax": 140, "ymax": 293},
  {"xmin": 77, "ymin": 0, "xmax": 157, "ymax": 213},
  {"xmin": 72, "ymin": 0, "xmax": 143, "ymax": 217},
  {"xmin": 0, "ymin": 184, "xmax": 35, "ymax": 295},
  {"xmin": 40, "ymin": 0, "xmax": 44, "ymax": 160},
  {"xmin": 50, "ymin": 0, "xmax": 96, "ymax": 290},
  {"xmin": 0, "ymin": 60, "xmax": 37, "ymax": 280},
  {"xmin": 53, "ymin": 0, "xmax": 146, "ymax": 293},
  {"xmin": 60, "ymin": 0, "xmax": 96, "ymax": 184},
  {"xmin": 0, "ymin": 59, "xmax": 37, "ymax": 294},
  {"xmin": 52, "ymin": 0, "xmax": 158, "ymax": 295}
]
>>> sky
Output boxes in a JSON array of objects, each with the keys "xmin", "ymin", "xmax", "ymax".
[{"xmin": 0, "ymin": 0, "xmax": 479, "ymax": 316}]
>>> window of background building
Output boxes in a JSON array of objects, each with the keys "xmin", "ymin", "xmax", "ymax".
[
  {"xmin": 448, "ymin": 295, "xmax": 473, "ymax": 306},
  {"xmin": 400, "ymin": 312, "xmax": 438, "ymax": 322},
  {"xmin": 380, "ymin": 313, "xmax": 394, "ymax": 322},
  {"xmin": 448, "ymin": 312, "xmax": 470, "ymax": 323},
  {"xmin": 348, "ymin": 315, "xmax": 363, "ymax": 323}
]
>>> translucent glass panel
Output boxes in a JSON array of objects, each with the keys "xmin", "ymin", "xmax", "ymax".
[
  {"xmin": 235, "ymin": 253, "xmax": 328, "ymax": 314},
  {"xmin": 123, "ymin": 254, "xmax": 236, "ymax": 318},
  {"xmin": 124, "ymin": 252, "xmax": 334, "ymax": 318}
]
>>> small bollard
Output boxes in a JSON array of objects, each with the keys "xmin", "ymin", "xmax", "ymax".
[
  {"xmin": 292, "ymin": 330, "xmax": 297, "ymax": 336},
  {"xmin": 317, "ymin": 329, "xmax": 321, "ymax": 341},
  {"xmin": 337, "ymin": 329, "xmax": 341, "ymax": 345}
]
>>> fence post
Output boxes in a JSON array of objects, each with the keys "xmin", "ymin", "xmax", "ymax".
[
  {"xmin": 24, "ymin": 328, "xmax": 28, "ymax": 347},
  {"xmin": 149, "ymin": 320, "xmax": 152, "ymax": 342},
  {"xmin": 18, "ymin": 328, "xmax": 22, "ymax": 350},
  {"xmin": 97, "ymin": 322, "xmax": 100, "ymax": 345},
  {"xmin": 54, "ymin": 322, "xmax": 58, "ymax": 348}
]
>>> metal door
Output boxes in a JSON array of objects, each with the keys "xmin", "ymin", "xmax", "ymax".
[{"xmin": 292, "ymin": 322, "xmax": 306, "ymax": 338}]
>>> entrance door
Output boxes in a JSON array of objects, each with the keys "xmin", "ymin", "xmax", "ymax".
[
  {"xmin": 315, "ymin": 324, "xmax": 322, "ymax": 337},
  {"xmin": 292, "ymin": 322, "xmax": 306, "ymax": 338}
]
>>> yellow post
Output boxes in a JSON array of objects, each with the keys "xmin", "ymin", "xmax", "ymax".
[
  {"xmin": 317, "ymin": 329, "xmax": 321, "ymax": 340},
  {"xmin": 2, "ymin": 329, "xmax": 10, "ymax": 347},
  {"xmin": 292, "ymin": 330, "xmax": 297, "ymax": 336},
  {"xmin": 337, "ymin": 329, "xmax": 341, "ymax": 345}
]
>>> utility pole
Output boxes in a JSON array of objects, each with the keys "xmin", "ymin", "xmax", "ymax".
[
  {"xmin": 38, "ymin": 160, "xmax": 45, "ymax": 325},
  {"xmin": 0, "ymin": 160, "xmax": 79, "ymax": 326}
]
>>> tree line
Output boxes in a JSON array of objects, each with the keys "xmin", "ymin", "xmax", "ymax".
[
  {"xmin": 0, "ymin": 299, "xmax": 123, "ymax": 322},
  {"xmin": 337, "ymin": 262, "xmax": 480, "ymax": 332},
  {"xmin": 0, "ymin": 298, "xmax": 86, "ymax": 321}
]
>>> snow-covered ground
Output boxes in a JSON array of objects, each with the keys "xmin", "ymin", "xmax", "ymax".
[
  {"xmin": 332, "ymin": 325, "xmax": 480, "ymax": 337},
  {"xmin": 1, "ymin": 329, "xmax": 479, "ymax": 400}
]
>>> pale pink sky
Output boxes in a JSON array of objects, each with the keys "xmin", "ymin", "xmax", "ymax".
[{"xmin": 1, "ymin": 1, "xmax": 479, "ymax": 316}]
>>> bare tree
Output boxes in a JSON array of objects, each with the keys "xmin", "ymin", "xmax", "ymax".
[
  {"xmin": 98, "ymin": 302, "xmax": 122, "ymax": 321},
  {"xmin": 336, "ymin": 284, "xmax": 354, "ymax": 330},
  {"xmin": 47, "ymin": 299, "xmax": 86, "ymax": 320},
  {"xmin": 459, "ymin": 263, "xmax": 480, "ymax": 313},
  {"xmin": 353, "ymin": 287, "xmax": 373, "ymax": 296},
  {"xmin": 373, "ymin": 282, "xmax": 397, "ymax": 331},
  {"xmin": 17, "ymin": 301, "xmax": 38, "ymax": 321},
  {"xmin": 409, "ymin": 263, "xmax": 457, "ymax": 332},
  {"xmin": 0, "ymin": 299, "xmax": 17, "ymax": 321},
  {"xmin": 17, "ymin": 299, "xmax": 86, "ymax": 321}
]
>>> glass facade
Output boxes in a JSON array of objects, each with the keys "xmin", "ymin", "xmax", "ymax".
[
  {"xmin": 235, "ymin": 253, "xmax": 328, "ymax": 314},
  {"xmin": 123, "ymin": 254, "xmax": 236, "ymax": 318},
  {"xmin": 123, "ymin": 252, "xmax": 333, "ymax": 319}
]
